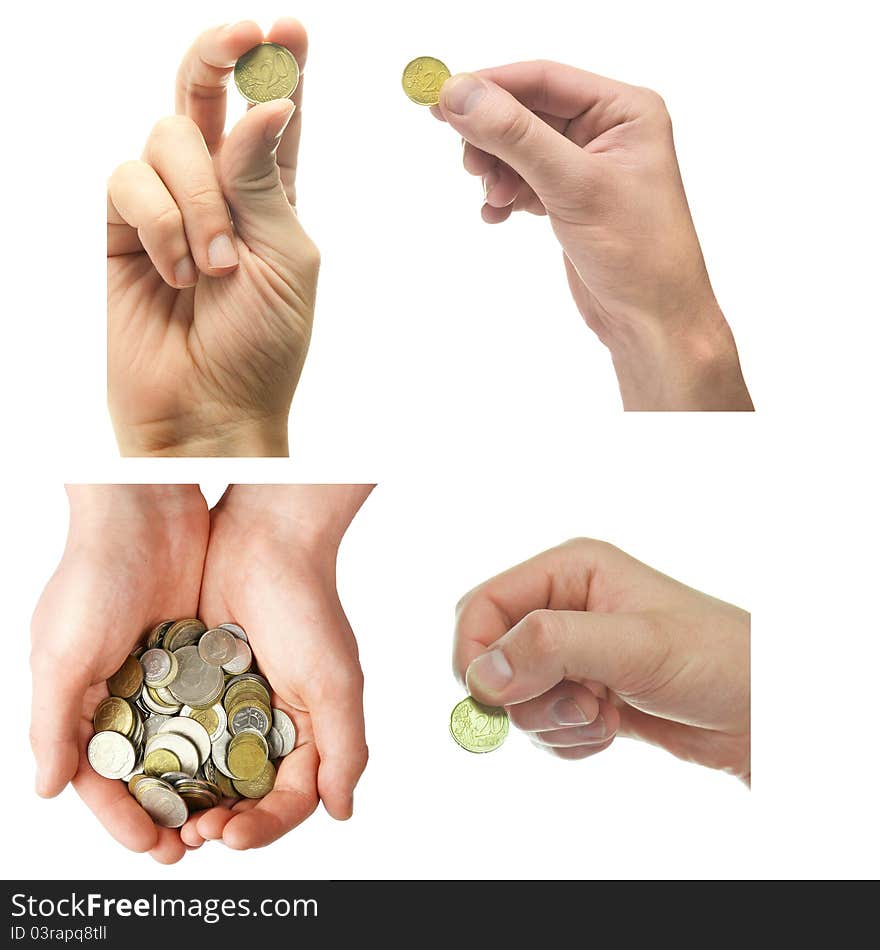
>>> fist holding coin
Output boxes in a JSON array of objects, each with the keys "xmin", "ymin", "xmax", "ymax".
[
  {"xmin": 107, "ymin": 20, "xmax": 318, "ymax": 457},
  {"xmin": 30, "ymin": 484, "xmax": 372, "ymax": 863}
]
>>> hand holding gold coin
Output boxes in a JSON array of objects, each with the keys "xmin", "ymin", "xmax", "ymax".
[{"xmin": 107, "ymin": 19, "xmax": 318, "ymax": 457}]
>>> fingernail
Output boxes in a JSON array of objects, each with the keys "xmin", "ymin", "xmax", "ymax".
[
  {"xmin": 268, "ymin": 100, "xmax": 296, "ymax": 142},
  {"xmin": 174, "ymin": 256, "xmax": 196, "ymax": 286},
  {"xmin": 482, "ymin": 168, "xmax": 500, "ymax": 200},
  {"xmin": 208, "ymin": 233, "xmax": 238, "ymax": 269},
  {"xmin": 442, "ymin": 74, "xmax": 487, "ymax": 115},
  {"xmin": 551, "ymin": 698, "xmax": 590, "ymax": 726},
  {"xmin": 466, "ymin": 649, "xmax": 513, "ymax": 692},
  {"xmin": 580, "ymin": 715, "xmax": 607, "ymax": 740}
]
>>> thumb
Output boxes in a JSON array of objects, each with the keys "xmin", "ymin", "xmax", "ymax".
[
  {"xmin": 220, "ymin": 99, "xmax": 303, "ymax": 243},
  {"xmin": 464, "ymin": 609, "xmax": 666, "ymax": 707},
  {"xmin": 438, "ymin": 73, "xmax": 589, "ymax": 203},
  {"xmin": 30, "ymin": 657, "xmax": 91, "ymax": 797}
]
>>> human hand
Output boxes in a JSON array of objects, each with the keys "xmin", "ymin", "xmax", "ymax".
[
  {"xmin": 107, "ymin": 20, "xmax": 320, "ymax": 456},
  {"xmin": 29, "ymin": 485, "xmax": 210, "ymax": 863},
  {"xmin": 181, "ymin": 484, "xmax": 372, "ymax": 850},
  {"xmin": 434, "ymin": 62, "xmax": 753, "ymax": 410},
  {"xmin": 454, "ymin": 539, "xmax": 750, "ymax": 782}
]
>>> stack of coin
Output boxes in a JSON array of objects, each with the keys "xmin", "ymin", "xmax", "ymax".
[{"xmin": 87, "ymin": 620, "xmax": 297, "ymax": 828}]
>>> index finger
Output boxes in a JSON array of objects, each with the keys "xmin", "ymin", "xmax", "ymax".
[
  {"xmin": 453, "ymin": 541, "xmax": 598, "ymax": 682},
  {"xmin": 175, "ymin": 21, "xmax": 264, "ymax": 153},
  {"xmin": 474, "ymin": 61, "xmax": 624, "ymax": 119}
]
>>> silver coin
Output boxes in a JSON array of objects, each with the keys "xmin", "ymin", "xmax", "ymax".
[
  {"xmin": 219, "ymin": 622, "xmax": 248, "ymax": 643},
  {"xmin": 266, "ymin": 727, "xmax": 283, "ymax": 759},
  {"xmin": 140, "ymin": 648, "xmax": 176, "ymax": 687},
  {"xmin": 140, "ymin": 686, "xmax": 180, "ymax": 715},
  {"xmin": 168, "ymin": 645, "xmax": 224, "ymax": 707},
  {"xmin": 138, "ymin": 784, "xmax": 188, "ymax": 828},
  {"xmin": 87, "ymin": 731, "xmax": 137, "ymax": 780},
  {"xmin": 198, "ymin": 627, "xmax": 239, "ymax": 667},
  {"xmin": 230, "ymin": 705, "xmax": 270, "ymax": 736},
  {"xmin": 121, "ymin": 757, "xmax": 144, "ymax": 783},
  {"xmin": 160, "ymin": 770, "xmax": 190, "ymax": 784},
  {"xmin": 210, "ymin": 732, "xmax": 235, "ymax": 778},
  {"xmin": 201, "ymin": 757, "xmax": 216, "ymax": 783},
  {"xmin": 145, "ymin": 731, "xmax": 200, "ymax": 777},
  {"xmin": 222, "ymin": 637, "xmax": 253, "ymax": 675},
  {"xmin": 272, "ymin": 708, "xmax": 297, "ymax": 756},
  {"xmin": 142, "ymin": 713, "xmax": 170, "ymax": 743},
  {"xmin": 159, "ymin": 716, "xmax": 212, "ymax": 765}
]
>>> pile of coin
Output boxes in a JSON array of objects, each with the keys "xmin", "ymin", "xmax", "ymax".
[
  {"xmin": 87, "ymin": 620, "xmax": 296, "ymax": 828},
  {"xmin": 449, "ymin": 696, "xmax": 509, "ymax": 753}
]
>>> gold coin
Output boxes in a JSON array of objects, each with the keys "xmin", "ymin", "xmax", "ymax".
[
  {"xmin": 214, "ymin": 771, "xmax": 238, "ymax": 800},
  {"xmin": 234, "ymin": 43, "xmax": 299, "ymax": 104},
  {"xmin": 449, "ymin": 696, "xmax": 509, "ymax": 753},
  {"xmin": 107, "ymin": 654, "xmax": 144, "ymax": 699},
  {"xmin": 402, "ymin": 56, "xmax": 451, "ymax": 106},
  {"xmin": 144, "ymin": 748, "xmax": 181, "ymax": 778},
  {"xmin": 187, "ymin": 705, "xmax": 219, "ymax": 737},
  {"xmin": 92, "ymin": 696, "xmax": 134, "ymax": 736},
  {"xmin": 227, "ymin": 732, "xmax": 268, "ymax": 780},
  {"xmin": 233, "ymin": 761, "xmax": 276, "ymax": 799}
]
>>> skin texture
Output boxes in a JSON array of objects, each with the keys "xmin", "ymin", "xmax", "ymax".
[
  {"xmin": 454, "ymin": 539, "xmax": 750, "ymax": 783},
  {"xmin": 30, "ymin": 484, "xmax": 372, "ymax": 863},
  {"xmin": 107, "ymin": 20, "xmax": 319, "ymax": 456},
  {"xmin": 432, "ymin": 62, "xmax": 753, "ymax": 411},
  {"xmin": 29, "ymin": 485, "xmax": 210, "ymax": 864},
  {"xmin": 181, "ymin": 485, "xmax": 372, "ymax": 851}
]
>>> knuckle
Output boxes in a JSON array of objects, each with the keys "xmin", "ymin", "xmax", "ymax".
[
  {"xmin": 301, "ymin": 237, "xmax": 321, "ymax": 272},
  {"xmin": 150, "ymin": 204, "xmax": 184, "ymax": 239},
  {"xmin": 183, "ymin": 180, "xmax": 225, "ymax": 213},
  {"xmin": 639, "ymin": 87, "xmax": 672, "ymax": 126},
  {"xmin": 495, "ymin": 107, "xmax": 534, "ymax": 149},
  {"xmin": 108, "ymin": 159, "xmax": 146, "ymax": 190},
  {"xmin": 149, "ymin": 113, "xmax": 197, "ymax": 144},
  {"xmin": 520, "ymin": 608, "xmax": 558, "ymax": 656}
]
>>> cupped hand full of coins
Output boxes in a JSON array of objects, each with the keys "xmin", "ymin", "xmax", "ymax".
[
  {"xmin": 29, "ymin": 485, "xmax": 210, "ymax": 864},
  {"xmin": 31, "ymin": 484, "xmax": 371, "ymax": 863},
  {"xmin": 107, "ymin": 19, "xmax": 319, "ymax": 456},
  {"xmin": 89, "ymin": 621, "xmax": 298, "ymax": 838},
  {"xmin": 179, "ymin": 486, "xmax": 369, "ymax": 852}
]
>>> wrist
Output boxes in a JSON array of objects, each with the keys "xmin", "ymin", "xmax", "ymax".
[
  {"xmin": 607, "ymin": 303, "xmax": 754, "ymax": 411},
  {"xmin": 218, "ymin": 485, "xmax": 373, "ymax": 561},
  {"xmin": 114, "ymin": 416, "xmax": 290, "ymax": 457}
]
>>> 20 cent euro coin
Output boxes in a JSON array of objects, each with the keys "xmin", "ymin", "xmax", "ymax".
[
  {"xmin": 449, "ymin": 696, "xmax": 509, "ymax": 753},
  {"xmin": 234, "ymin": 43, "xmax": 299, "ymax": 104},
  {"xmin": 402, "ymin": 56, "xmax": 451, "ymax": 106}
]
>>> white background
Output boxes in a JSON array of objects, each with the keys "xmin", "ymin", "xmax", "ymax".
[{"xmin": 1, "ymin": 0, "xmax": 878, "ymax": 878}]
